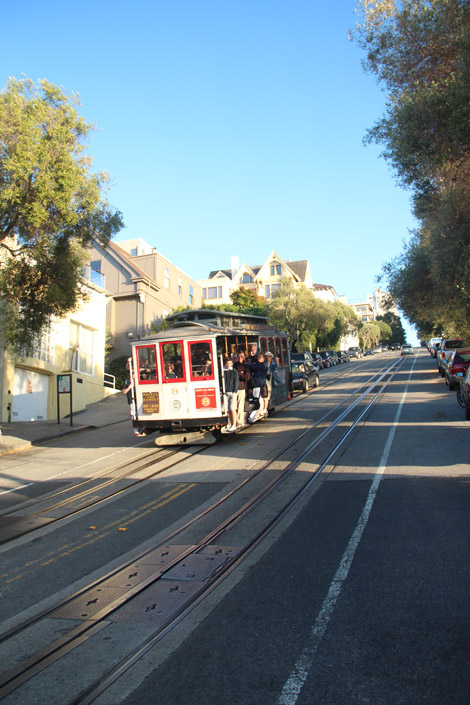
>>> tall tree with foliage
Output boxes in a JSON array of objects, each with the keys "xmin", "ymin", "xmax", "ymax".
[
  {"xmin": 0, "ymin": 77, "xmax": 123, "ymax": 350},
  {"xmin": 352, "ymin": 0, "xmax": 470, "ymax": 338},
  {"xmin": 377, "ymin": 311, "xmax": 406, "ymax": 343}
]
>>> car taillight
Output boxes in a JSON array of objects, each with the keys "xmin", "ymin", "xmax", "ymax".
[{"xmin": 440, "ymin": 352, "xmax": 445, "ymax": 358}]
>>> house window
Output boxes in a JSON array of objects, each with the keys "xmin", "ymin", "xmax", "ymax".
[
  {"xmin": 130, "ymin": 247, "xmax": 138, "ymax": 256},
  {"xmin": 242, "ymin": 273, "xmax": 253, "ymax": 284},
  {"xmin": 70, "ymin": 322, "xmax": 95, "ymax": 375},
  {"xmin": 271, "ymin": 283, "xmax": 281, "ymax": 296},
  {"xmin": 164, "ymin": 268, "xmax": 170, "ymax": 288},
  {"xmin": 178, "ymin": 277, "xmax": 183, "ymax": 296},
  {"xmin": 265, "ymin": 284, "xmax": 270, "ymax": 298},
  {"xmin": 189, "ymin": 285, "xmax": 194, "ymax": 305},
  {"xmin": 270, "ymin": 262, "xmax": 281, "ymax": 276},
  {"xmin": 24, "ymin": 324, "xmax": 54, "ymax": 364},
  {"xmin": 203, "ymin": 288, "xmax": 207, "ymax": 299}
]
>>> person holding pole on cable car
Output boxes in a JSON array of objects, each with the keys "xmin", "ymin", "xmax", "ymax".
[{"xmin": 223, "ymin": 357, "xmax": 239, "ymax": 432}]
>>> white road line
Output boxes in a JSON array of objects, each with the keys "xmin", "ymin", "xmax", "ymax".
[{"xmin": 277, "ymin": 357, "xmax": 417, "ymax": 705}]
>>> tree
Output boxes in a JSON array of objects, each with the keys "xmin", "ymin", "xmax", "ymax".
[
  {"xmin": 229, "ymin": 287, "xmax": 268, "ymax": 317},
  {"xmin": 359, "ymin": 321, "xmax": 381, "ymax": 349},
  {"xmin": 377, "ymin": 311, "xmax": 406, "ymax": 343},
  {"xmin": 375, "ymin": 319, "xmax": 393, "ymax": 343},
  {"xmin": 0, "ymin": 77, "xmax": 123, "ymax": 349},
  {"xmin": 352, "ymin": 0, "xmax": 470, "ymax": 339}
]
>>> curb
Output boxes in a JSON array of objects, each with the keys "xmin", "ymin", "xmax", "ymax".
[{"xmin": 0, "ymin": 424, "xmax": 98, "ymax": 457}]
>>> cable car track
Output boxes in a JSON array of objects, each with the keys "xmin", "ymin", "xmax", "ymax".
[
  {"xmin": 0, "ymin": 356, "xmax": 396, "ymax": 548},
  {"xmin": 0, "ymin": 356, "xmax": 405, "ymax": 704}
]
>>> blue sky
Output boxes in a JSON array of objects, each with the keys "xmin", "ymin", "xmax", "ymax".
[{"xmin": 1, "ymin": 0, "xmax": 419, "ymax": 342}]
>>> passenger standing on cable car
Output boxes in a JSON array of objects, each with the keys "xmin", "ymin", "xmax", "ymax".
[
  {"xmin": 249, "ymin": 352, "xmax": 269, "ymax": 418},
  {"xmin": 223, "ymin": 357, "xmax": 239, "ymax": 432},
  {"xmin": 233, "ymin": 350, "xmax": 251, "ymax": 427},
  {"xmin": 246, "ymin": 344, "xmax": 258, "ymax": 366}
]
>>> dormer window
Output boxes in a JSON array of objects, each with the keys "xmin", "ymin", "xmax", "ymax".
[
  {"xmin": 242, "ymin": 273, "xmax": 253, "ymax": 284},
  {"xmin": 270, "ymin": 263, "xmax": 281, "ymax": 276}
]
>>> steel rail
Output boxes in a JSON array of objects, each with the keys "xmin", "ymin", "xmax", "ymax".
[{"xmin": 0, "ymin": 357, "xmax": 404, "ymax": 702}]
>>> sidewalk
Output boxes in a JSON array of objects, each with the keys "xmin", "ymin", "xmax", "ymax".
[{"xmin": 0, "ymin": 393, "xmax": 131, "ymax": 456}]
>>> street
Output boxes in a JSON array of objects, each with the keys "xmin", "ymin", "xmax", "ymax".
[{"xmin": 0, "ymin": 351, "xmax": 468, "ymax": 705}]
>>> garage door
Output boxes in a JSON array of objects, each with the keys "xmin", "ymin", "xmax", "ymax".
[{"xmin": 12, "ymin": 368, "xmax": 50, "ymax": 422}]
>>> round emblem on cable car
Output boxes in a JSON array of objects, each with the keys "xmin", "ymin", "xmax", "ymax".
[{"xmin": 171, "ymin": 399, "xmax": 181, "ymax": 411}]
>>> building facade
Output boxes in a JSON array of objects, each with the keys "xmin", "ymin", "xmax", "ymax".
[
  {"xmin": 198, "ymin": 251, "xmax": 334, "ymax": 304},
  {"xmin": 86, "ymin": 238, "xmax": 202, "ymax": 363},
  {"xmin": 0, "ymin": 277, "xmax": 109, "ymax": 423}
]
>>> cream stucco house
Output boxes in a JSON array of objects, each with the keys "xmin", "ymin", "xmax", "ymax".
[{"xmin": 0, "ymin": 273, "xmax": 109, "ymax": 423}]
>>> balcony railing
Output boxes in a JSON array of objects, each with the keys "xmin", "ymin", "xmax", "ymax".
[{"xmin": 82, "ymin": 265, "xmax": 106, "ymax": 289}]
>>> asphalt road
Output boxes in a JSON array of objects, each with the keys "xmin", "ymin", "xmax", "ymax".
[
  {"xmin": 1, "ymin": 351, "xmax": 469, "ymax": 705},
  {"xmin": 111, "ymin": 352, "xmax": 470, "ymax": 705}
]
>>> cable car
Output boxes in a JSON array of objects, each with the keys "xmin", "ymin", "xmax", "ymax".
[{"xmin": 128, "ymin": 310, "xmax": 291, "ymax": 445}]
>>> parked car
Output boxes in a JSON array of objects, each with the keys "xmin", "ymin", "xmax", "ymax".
[
  {"xmin": 445, "ymin": 350, "xmax": 470, "ymax": 390},
  {"xmin": 373, "ymin": 345, "xmax": 382, "ymax": 354},
  {"xmin": 401, "ymin": 344, "xmax": 414, "ymax": 356},
  {"xmin": 437, "ymin": 338, "xmax": 467, "ymax": 376},
  {"xmin": 291, "ymin": 360, "xmax": 320, "ymax": 393},
  {"xmin": 427, "ymin": 337, "xmax": 442, "ymax": 352},
  {"xmin": 364, "ymin": 348, "xmax": 374, "ymax": 356},
  {"xmin": 291, "ymin": 351, "xmax": 314, "ymax": 363},
  {"xmin": 326, "ymin": 350, "xmax": 339, "ymax": 365},
  {"xmin": 318, "ymin": 351, "xmax": 332, "ymax": 368},
  {"xmin": 430, "ymin": 343, "xmax": 440, "ymax": 358},
  {"xmin": 311, "ymin": 352, "xmax": 324, "ymax": 369},
  {"xmin": 337, "ymin": 350, "xmax": 350, "ymax": 363},
  {"xmin": 457, "ymin": 366, "xmax": 470, "ymax": 420},
  {"xmin": 348, "ymin": 346, "xmax": 362, "ymax": 359}
]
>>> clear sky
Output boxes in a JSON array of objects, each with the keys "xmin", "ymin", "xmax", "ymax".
[{"xmin": 1, "ymin": 0, "xmax": 419, "ymax": 343}]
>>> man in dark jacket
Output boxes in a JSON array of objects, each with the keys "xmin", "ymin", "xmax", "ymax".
[
  {"xmin": 249, "ymin": 353, "xmax": 269, "ymax": 418},
  {"xmin": 233, "ymin": 351, "xmax": 251, "ymax": 426},
  {"xmin": 223, "ymin": 357, "xmax": 239, "ymax": 432}
]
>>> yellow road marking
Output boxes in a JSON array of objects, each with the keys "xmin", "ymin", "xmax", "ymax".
[{"xmin": 2, "ymin": 483, "xmax": 197, "ymax": 585}]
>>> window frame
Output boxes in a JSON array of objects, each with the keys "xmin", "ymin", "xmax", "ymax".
[
  {"xmin": 159, "ymin": 340, "xmax": 186, "ymax": 383},
  {"xmin": 188, "ymin": 340, "xmax": 215, "ymax": 382},
  {"xmin": 136, "ymin": 344, "xmax": 158, "ymax": 384}
]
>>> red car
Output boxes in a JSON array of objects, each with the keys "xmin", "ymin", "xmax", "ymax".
[{"xmin": 446, "ymin": 349, "xmax": 470, "ymax": 390}]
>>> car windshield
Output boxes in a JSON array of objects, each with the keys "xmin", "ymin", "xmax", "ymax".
[
  {"xmin": 454, "ymin": 353, "xmax": 470, "ymax": 363},
  {"xmin": 445, "ymin": 340, "xmax": 466, "ymax": 348},
  {"xmin": 291, "ymin": 363, "xmax": 304, "ymax": 373}
]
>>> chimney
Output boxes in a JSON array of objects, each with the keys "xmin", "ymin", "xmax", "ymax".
[{"xmin": 231, "ymin": 255, "xmax": 240, "ymax": 280}]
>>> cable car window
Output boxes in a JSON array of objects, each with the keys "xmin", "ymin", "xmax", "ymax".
[
  {"xmin": 275, "ymin": 338, "xmax": 282, "ymax": 359},
  {"xmin": 160, "ymin": 341, "xmax": 185, "ymax": 382},
  {"xmin": 260, "ymin": 337, "xmax": 267, "ymax": 353},
  {"xmin": 189, "ymin": 341, "xmax": 214, "ymax": 380},
  {"xmin": 136, "ymin": 345, "xmax": 157, "ymax": 383},
  {"xmin": 268, "ymin": 337, "xmax": 275, "ymax": 354},
  {"xmin": 282, "ymin": 338, "xmax": 288, "ymax": 365}
]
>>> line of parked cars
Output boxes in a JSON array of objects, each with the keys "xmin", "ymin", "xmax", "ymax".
[
  {"xmin": 290, "ymin": 347, "xmax": 356, "ymax": 394},
  {"xmin": 432, "ymin": 337, "xmax": 470, "ymax": 420}
]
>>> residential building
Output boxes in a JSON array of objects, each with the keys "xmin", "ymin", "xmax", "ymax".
[
  {"xmin": 86, "ymin": 238, "xmax": 202, "ymax": 363},
  {"xmin": 311, "ymin": 283, "xmax": 338, "ymax": 303},
  {"xmin": 349, "ymin": 301, "xmax": 375, "ymax": 322},
  {"xmin": 0, "ymin": 275, "xmax": 109, "ymax": 423},
  {"xmin": 198, "ymin": 251, "xmax": 328, "ymax": 303}
]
